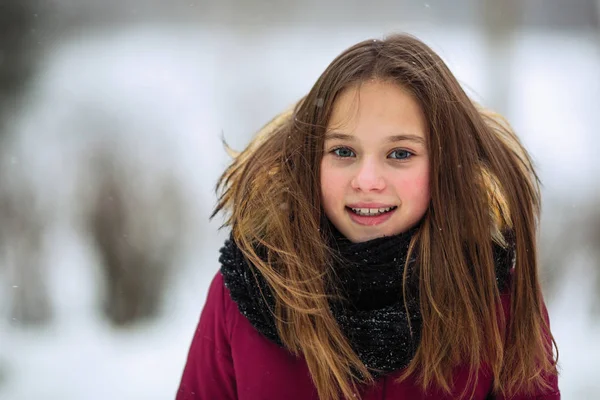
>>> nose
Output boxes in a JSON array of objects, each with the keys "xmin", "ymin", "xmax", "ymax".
[{"xmin": 351, "ymin": 158, "xmax": 386, "ymax": 192}]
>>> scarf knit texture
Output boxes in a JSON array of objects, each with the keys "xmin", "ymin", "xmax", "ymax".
[{"xmin": 219, "ymin": 227, "xmax": 514, "ymax": 377}]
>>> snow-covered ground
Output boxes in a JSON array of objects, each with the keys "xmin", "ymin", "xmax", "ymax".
[{"xmin": 0, "ymin": 26, "xmax": 598, "ymax": 399}]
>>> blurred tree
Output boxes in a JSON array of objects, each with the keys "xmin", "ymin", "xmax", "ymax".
[
  {"xmin": 480, "ymin": 0, "xmax": 520, "ymax": 115},
  {"xmin": 0, "ymin": 0, "xmax": 49, "ymax": 326},
  {"xmin": 1, "ymin": 137, "xmax": 191, "ymax": 328},
  {"xmin": 0, "ymin": 169, "xmax": 52, "ymax": 325},
  {"xmin": 590, "ymin": 203, "xmax": 600, "ymax": 314},
  {"xmin": 522, "ymin": 0, "xmax": 600, "ymax": 29},
  {"xmin": 89, "ymin": 151, "xmax": 186, "ymax": 326},
  {"xmin": 480, "ymin": 0, "xmax": 600, "ymax": 310},
  {"xmin": 0, "ymin": 0, "xmax": 38, "ymax": 126},
  {"xmin": 539, "ymin": 197, "xmax": 600, "ymax": 312}
]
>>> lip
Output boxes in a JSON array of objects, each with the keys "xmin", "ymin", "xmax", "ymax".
[
  {"xmin": 346, "ymin": 202, "xmax": 397, "ymax": 208},
  {"xmin": 345, "ymin": 205, "xmax": 397, "ymax": 226}
]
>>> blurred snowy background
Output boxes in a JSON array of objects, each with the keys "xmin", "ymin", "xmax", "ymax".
[{"xmin": 0, "ymin": 0, "xmax": 598, "ymax": 399}]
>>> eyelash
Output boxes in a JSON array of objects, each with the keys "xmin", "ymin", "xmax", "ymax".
[{"xmin": 330, "ymin": 146, "xmax": 414, "ymax": 160}]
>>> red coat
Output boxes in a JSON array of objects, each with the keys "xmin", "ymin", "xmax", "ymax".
[{"xmin": 176, "ymin": 272, "xmax": 560, "ymax": 399}]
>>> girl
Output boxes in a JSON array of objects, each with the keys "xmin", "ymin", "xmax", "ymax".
[{"xmin": 177, "ymin": 34, "xmax": 560, "ymax": 399}]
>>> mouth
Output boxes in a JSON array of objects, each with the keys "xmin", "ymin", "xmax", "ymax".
[
  {"xmin": 347, "ymin": 206, "xmax": 397, "ymax": 216},
  {"xmin": 345, "ymin": 206, "xmax": 398, "ymax": 226}
]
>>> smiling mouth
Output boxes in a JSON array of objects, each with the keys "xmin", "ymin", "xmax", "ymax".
[{"xmin": 346, "ymin": 206, "xmax": 398, "ymax": 216}]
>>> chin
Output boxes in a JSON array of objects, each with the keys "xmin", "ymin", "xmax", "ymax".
[{"xmin": 346, "ymin": 230, "xmax": 391, "ymax": 243}]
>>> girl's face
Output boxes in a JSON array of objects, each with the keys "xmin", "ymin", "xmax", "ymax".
[{"xmin": 320, "ymin": 80, "xmax": 430, "ymax": 243}]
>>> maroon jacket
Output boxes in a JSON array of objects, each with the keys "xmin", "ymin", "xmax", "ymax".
[{"xmin": 177, "ymin": 272, "xmax": 559, "ymax": 399}]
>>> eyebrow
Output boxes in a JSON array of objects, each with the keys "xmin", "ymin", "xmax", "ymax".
[{"xmin": 324, "ymin": 132, "xmax": 426, "ymax": 145}]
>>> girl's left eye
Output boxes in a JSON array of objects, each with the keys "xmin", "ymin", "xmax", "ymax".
[{"xmin": 388, "ymin": 149, "xmax": 413, "ymax": 160}]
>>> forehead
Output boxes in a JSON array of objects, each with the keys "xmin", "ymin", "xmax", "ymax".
[{"xmin": 326, "ymin": 80, "xmax": 427, "ymax": 140}]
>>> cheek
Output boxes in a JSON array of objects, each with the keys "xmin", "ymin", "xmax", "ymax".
[
  {"xmin": 320, "ymin": 163, "xmax": 347, "ymax": 209},
  {"xmin": 414, "ymin": 173, "xmax": 430, "ymax": 199},
  {"xmin": 395, "ymin": 170, "xmax": 430, "ymax": 203}
]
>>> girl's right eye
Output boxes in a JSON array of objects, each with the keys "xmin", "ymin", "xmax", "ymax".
[{"xmin": 331, "ymin": 147, "xmax": 356, "ymax": 158}]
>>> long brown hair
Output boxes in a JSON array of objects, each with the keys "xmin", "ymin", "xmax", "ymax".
[{"xmin": 213, "ymin": 34, "xmax": 558, "ymax": 399}]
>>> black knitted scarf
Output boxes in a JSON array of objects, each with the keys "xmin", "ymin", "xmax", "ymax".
[{"xmin": 219, "ymin": 227, "xmax": 514, "ymax": 377}]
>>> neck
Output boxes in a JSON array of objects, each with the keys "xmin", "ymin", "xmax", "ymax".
[{"xmin": 326, "ymin": 223, "xmax": 420, "ymax": 311}]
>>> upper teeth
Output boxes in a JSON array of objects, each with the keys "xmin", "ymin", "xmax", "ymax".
[{"xmin": 350, "ymin": 207, "xmax": 395, "ymax": 216}]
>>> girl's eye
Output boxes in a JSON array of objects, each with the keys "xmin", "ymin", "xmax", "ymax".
[
  {"xmin": 388, "ymin": 149, "xmax": 413, "ymax": 160},
  {"xmin": 332, "ymin": 147, "xmax": 355, "ymax": 158}
]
